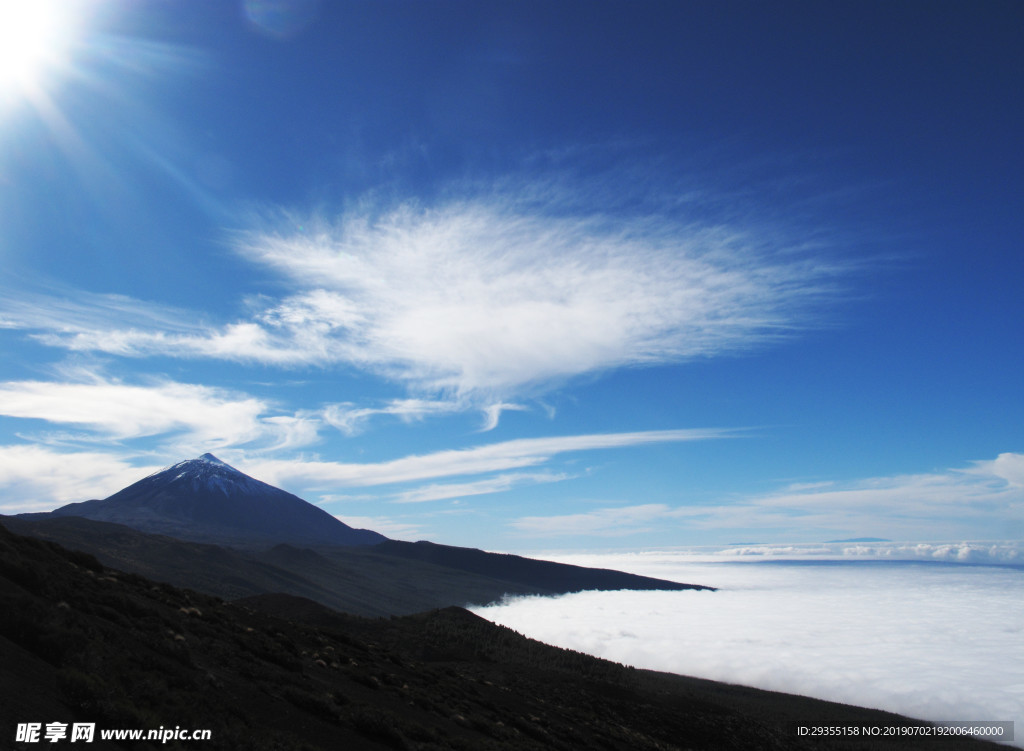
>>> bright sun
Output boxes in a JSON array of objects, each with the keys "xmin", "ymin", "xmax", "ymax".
[{"xmin": 0, "ymin": 0, "xmax": 76, "ymax": 100}]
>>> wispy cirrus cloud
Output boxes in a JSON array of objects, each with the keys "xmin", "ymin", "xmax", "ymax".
[
  {"xmin": 333, "ymin": 515, "xmax": 423, "ymax": 541},
  {"xmin": 246, "ymin": 428, "xmax": 731, "ymax": 493},
  {"xmin": 0, "ymin": 288, "xmax": 204, "ymax": 340},
  {"xmin": 720, "ymin": 453, "xmax": 1024, "ymax": 537},
  {"xmin": 3, "ymin": 179, "xmax": 851, "ymax": 408},
  {"xmin": 511, "ymin": 503, "xmax": 682, "ymax": 537},
  {"xmin": 321, "ymin": 398, "xmax": 465, "ymax": 436},
  {"xmin": 391, "ymin": 470, "xmax": 571, "ymax": 504},
  {"xmin": 232, "ymin": 199, "xmax": 845, "ymax": 399},
  {"xmin": 508, "ymin": 453, "xmax": 1024, "ymax": 541},
  {"xmin": 320, "ymin": 398, "xmax": 528, "ymax": 435},
  {"xmin": 479, "ymin": 402, "xmax": 529, "ymax": 432},
  {"xmin": 0, "ymin": 427, "xmax": 726, "ymax": 514}
]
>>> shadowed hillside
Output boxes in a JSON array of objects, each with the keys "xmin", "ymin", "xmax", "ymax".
[
  {"xmin": 0, "ymin": 522, "xmax": 1002, "ymax": 751},
  {"xmin": 9, "ymin": 454, "xmax": 709, "ymax": 618},
  {"xmin": 2, "ymin": 515, "xmax": 709, "ymax": 617},
  {"xmin": 373, "ymin": 539, "xmax": 710, "ymax": 592},
  {"xmin": 37, "ymin": 454, "xmax": 385, "ymax": 548}
]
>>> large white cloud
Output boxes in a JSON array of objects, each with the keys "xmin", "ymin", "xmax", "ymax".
[
  {"xmin": 0, "ymin": 374, "xmax": 335, "ymax": 479},
  {"xmin": 0, "ymin": 378, "xmax": 270, "ymax": 444},
  {"xmin": 966, "ymin": 452, "xmax": 1024, "ymax": 487},
  {"xmin": 233, "ymin": 200, "xmax": 842, "ymax": 398},
  {"xmin": 0, "ymin": 445, "xmax": 160, "ymax": 511},
  {"xmin": 5, "ymin": 185, "xmax": 847, "ymax": 404}
]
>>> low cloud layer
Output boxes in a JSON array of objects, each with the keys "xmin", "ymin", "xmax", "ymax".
[
  {"xmin": 536, "ymin": 541, "xmax": 1024, "ymax": 571},
  {"xmin": 475, "ymin": 554, "xmax": 1024, "ymax": 744}
]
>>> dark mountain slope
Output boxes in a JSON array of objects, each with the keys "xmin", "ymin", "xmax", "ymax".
[
  {"xmin": 14, "ymin": 454, "xmax": 709, "ymax": 614},
  {"xmin": 40, "ymin": 454, "xmax": 384, "ymax": 548},
  {"xmin": 375, "ymin": 538, "xmax": 712, "ymax": 593},
  {"xmin": 0, "ymin": 522, "xmax": 998, "ymax": 751},
  {"xmin": 1, "ymin": 515, "xmax": 703, "ymax": 617}
]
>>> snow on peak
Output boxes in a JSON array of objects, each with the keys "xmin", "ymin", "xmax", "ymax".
[{"xmin": 150, "ymin": 453, "xmax": 258, "ymax": 497}]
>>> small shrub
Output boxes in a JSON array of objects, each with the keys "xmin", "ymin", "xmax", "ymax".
[
  {"xmin": 280, "ymin": 686, "xmax": 339, "ymax": 722},
  {"xmin": 347, "ymin": 706, "xmax": 409, "ymax": 750},
  {"xmin": 62, "ymin": 548, "xmax": 104, "ymax": 572}
]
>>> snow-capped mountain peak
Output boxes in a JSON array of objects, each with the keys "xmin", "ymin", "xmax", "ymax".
[
  {"xmin": 48, "ymin": 454, "xmax": 387, "ymax": 548},
  {"xmin": 158, "ymin": 454, "xmax": 263, "ymax": 497}
]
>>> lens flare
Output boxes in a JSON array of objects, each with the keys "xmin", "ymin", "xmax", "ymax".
[{"xmin": 0, "ymin": 0, "xmax": 79, "ymax": 105}]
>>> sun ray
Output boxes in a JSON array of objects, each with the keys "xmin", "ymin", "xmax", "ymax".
[{"xmin": 0, "ymin": 0, "xmax": 77, "ymax": 103}]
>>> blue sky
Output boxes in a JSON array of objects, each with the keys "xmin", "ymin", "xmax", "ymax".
[{"xmin": 0, "ymin": 0, "xmax": 1020, "ymax": 549}]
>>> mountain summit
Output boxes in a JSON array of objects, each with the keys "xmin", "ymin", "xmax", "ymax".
[
  {"xmin": 9, "ymin": 455, "xmax": 714, "ymax": 616},
  {"xmin": 47, "ymin": 454, "xmax": 385, "ymax": 548}
]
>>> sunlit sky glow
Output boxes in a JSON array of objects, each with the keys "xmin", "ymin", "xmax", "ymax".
[
  {"xmin": 0, "ymin": 0, "xmax": 71, "ymax": 95},
  {"xmin": 0, "ymin": 1, "xmax": 1020, "ymax": 550}
]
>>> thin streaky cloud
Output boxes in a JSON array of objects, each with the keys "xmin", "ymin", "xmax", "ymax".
[
  {"xmin": 321, "ymin": 398, "xmax": 464, "ymax": 436},
  {"xmin": 747, "ymin": 454, "xmax": 1024, "ymax": 516},
  {"xmin": 246, "ymin": 428, "xmax": 733, "ymax": 491},
  {"xmin": 511, "ymin": 503, "xmax": 678, "ymax": 537},
  {"xmin": 0, "ymin": 287, "xmax": 204, "ymax": 337},
  {"xmin": 334, "ymin": 515, "xmax": 422, "ymax": 541},
  {"xmin": 391, "ymin": 471, "xmax": 572, "ymax": 504},
  {"xmin": 307, "ymin": 396, "xmax": 524, "ymax": 436},
  {"xmin": 479, "ymin": 402, "xmax": 529, "ymax": 432},
  {"xmin": 507, "ymin": 453, "xmax": 1024, "ymax": 541}
]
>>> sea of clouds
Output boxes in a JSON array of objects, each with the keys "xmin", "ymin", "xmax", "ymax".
[{"xmin": 472, "ymin": 542, "xmax": 1024, "ymax": 746}]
